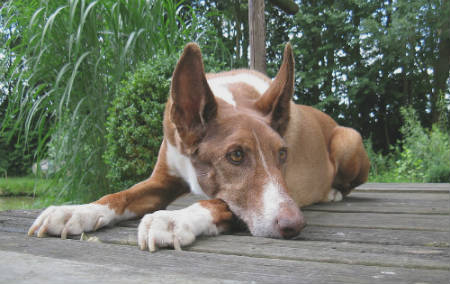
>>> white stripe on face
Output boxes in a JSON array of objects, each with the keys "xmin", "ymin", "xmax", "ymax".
[
  {"xmin": 250, "ymin": 131, "xmax": 289, "ymax": 237},
  {"xmin": 252, "ymin": 130, "xmax": 270, "ymax": 175}
]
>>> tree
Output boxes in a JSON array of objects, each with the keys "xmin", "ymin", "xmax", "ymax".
[
  {"xmin": 290, "ymin": 0, "xmax": 449, "ymax": 152},
  {"xmin": 431, "ymin": 0, "xmax": 450, "ymax": 124}
]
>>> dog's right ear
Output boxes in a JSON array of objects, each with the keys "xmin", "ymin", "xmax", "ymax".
[
  {"xmin": 255, "ymin": 43, "xmax": 294, "ymax": 136},
  {"xmin": 170, "ymin": 43, "xmax": 217, "ymax": 148}
]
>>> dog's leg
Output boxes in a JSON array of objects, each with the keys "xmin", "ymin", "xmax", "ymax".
[
  {"xmin": 138, "ymin": 199, "xmax": 234, "ymax": 252},
  {"xmin": 328, "ymin": 126, "xmax": 370, "ymax": 197},
  {"xmin": 28, "ymin": 145, "xmax": 190, "ymax": 238}
]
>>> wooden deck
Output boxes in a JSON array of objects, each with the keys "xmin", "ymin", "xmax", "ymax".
[{"xmin": 1, "ymin": 183, "xmax": 449, "ymax": 283}]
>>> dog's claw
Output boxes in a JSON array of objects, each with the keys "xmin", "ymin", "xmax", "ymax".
[
  {"xmin": 61, "ymin": 227, "xmax": 68, "ymax": 239},
  {"xmin": 28, "ymin": 225, "xmax": 38, "ymax": 237},
  {"xmin": 139, "ymin": 240, "xmax": 147, "ymax": 251},
  {"xmin": 148, "ymin": 234, "xmax": 157, "ymax": 253},
  {"xmin": 37, "ymin": 219, "xmax": 49, "ymax": 238},
  {"xmin": 173, "ymin": 236, "xmax": 182, "ymax": 251},
  {"xmin": 137, "ymin": 204, "xmax": 215, "ymax": 253},
  {"xmin": 94, "ymin": 216, "xmax": 104, "ymax": 231}
]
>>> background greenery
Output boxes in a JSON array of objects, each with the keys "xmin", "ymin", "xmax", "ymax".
[
  {"xmin": 1, "ymin": 0, "xmax": 449, "ymax": 205},
  {"xmin": 104, "ymin": 53, "xmax": 175, "ymax": 191},
  {"xmin": 366, "ymin": 107, "xmax": 449, "ymax": 182}
]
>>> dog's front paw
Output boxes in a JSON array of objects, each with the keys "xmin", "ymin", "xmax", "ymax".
[
  {"xmin": 28, "ymin": 204, "xmax": 117, "ymax": 239},
  {"xmin": 137, "ymin": 203, "xmax": 219, "ymax": 252},
  {"xmin": 326, "ymin": 188, "xmax": 343, "ymax": 202}
]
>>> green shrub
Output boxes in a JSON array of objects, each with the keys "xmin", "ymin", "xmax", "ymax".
[
  {"xmin": 104, "ymin": 53, "xmax": 177, "ymax": 191},
  {"xmin": 0, "ymin": 126, "xmax": 46, "ymax": 177},
  {"xmin": 368, "ymin": 107, "xmax": 450, "ymax": 183},
  {"xmin": 0, "ymin": 136, "xmax": 32, "ymax": 177},
  {"xmin": 364, "ymin": 138, "xmax": 387, "ymax": 179},
  {"xmin": 364, "ymin": 138, "xmax": 414, "ymax": 182},
  {"xmin": 394, "ymin": 108, "xmax": 450, "ymax": 182}
]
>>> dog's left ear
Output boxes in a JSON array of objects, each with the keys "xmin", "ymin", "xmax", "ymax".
[
  {"xmin": 255, "ymin": 43, "xmax": 294, "ymax": 136},
  {"xmin": 170, "ymin": 43, "xmax": 218, "ymax": 148}
]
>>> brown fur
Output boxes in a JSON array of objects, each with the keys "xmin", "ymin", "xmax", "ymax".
[
  {"xmin": 198, "ymin": 199, "xmax": 235, "ymax": 231},
  {"xmin": 95, "ymin": 142, "xmax": 190, "ymax": 216}
]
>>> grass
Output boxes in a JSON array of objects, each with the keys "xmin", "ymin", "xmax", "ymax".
[
  {"xmin": 368, "ymin": 174, "xmax": 413, "ymax": 183},
  {"xmin": 0, "ymin": 177, "xmax": 88, "ymax": 210},
  {"xmin": 0, "ymin": 196, "xmax": 37, "ymax": 211},
  {"xmin": 0, "ymin": 177, "xmax": 54, "ymax": 210},
  {"xmin": 0, "ymin": 177, "xmax": 51, "ymax": 197}
]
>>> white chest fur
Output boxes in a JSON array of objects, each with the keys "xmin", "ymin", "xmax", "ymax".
[{"xmin": 166, "ymin": 141, "xmax": 207, "ymax": 196}]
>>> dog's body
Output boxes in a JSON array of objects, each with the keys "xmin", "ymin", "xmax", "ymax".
[{"xmin": 29, "ymin": 44, "xmax": 369, "ymax": 251}]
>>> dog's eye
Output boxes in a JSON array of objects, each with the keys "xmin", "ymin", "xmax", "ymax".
[
  {"xmin": 279, "ymin": 148, "xmax": 288, "ymax": 163},
  {"xmin": 227, "ymin": 149, "xmax": 245, "ymax": 165}
]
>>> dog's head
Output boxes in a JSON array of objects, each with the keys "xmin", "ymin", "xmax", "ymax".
[{"xmin": 167, "ymin": 43, "xmax": 304, "ymax": 239}]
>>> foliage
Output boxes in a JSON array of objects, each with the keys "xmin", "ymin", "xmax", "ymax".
[
  {"xmin": 0, "ymin": 134, "xmax": 33, "ymax": 177},
  {"xmin": 394, "ymin": 108, "xmax": 450, "ymax": 182},
  {"xmin": 364, "ymin": 138, "xmax": 393, "ymax": 181},
  {"xmin": 104, "ymin": 53, "xmax": 175, "ymax": 191},
  {"xmin": 0, "ymin": 177, "xmax": 51, "ymax": 196},
  {"xmin": 290, "ymin": 0, "xmax": 449, "ymax": 153},
  {"xmin": 1, "ymin": 0, "xmax": 205, "ymax": 202},
  {"xmin": 367, "ymin": 107, "xmax": 450, "ymax": 183},
  {"xmin": 183, "ymin": 0, "xmax": 248, "ymax": 69},
  {"xmin": 0, "ymin": 177, "xmax": 53, "ymax": 210}
]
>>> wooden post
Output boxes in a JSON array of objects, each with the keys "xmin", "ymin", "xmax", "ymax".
[{"xmin": 248, "ymin": 0, "xmax": 266, "ymax": 74}]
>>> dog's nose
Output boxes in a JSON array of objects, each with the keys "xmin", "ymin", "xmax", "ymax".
[{"xmin": 276, "ymin": 206, "xmax": 306, "ymax": 239}]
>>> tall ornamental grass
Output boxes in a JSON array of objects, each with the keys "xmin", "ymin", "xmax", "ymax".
[{"xmin": 1, "ymin": 0, "xmax": 203, "ymax": 203}]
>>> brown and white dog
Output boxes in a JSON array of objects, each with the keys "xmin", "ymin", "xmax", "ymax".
[{"xmin": 28, "ymin": 43, "xmax": 370, "ymax": 251}]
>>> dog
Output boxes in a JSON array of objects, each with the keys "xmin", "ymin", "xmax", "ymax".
[{"xmin": 28, "ymin": 43, "xmax": 370, "ymax": 251}]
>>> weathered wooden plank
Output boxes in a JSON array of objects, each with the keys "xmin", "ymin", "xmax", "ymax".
[
  {"xmin": 297, "ymin": 226, "xmax": 450, "ymax": 248},
  {"xmin": 191, "ymin": 237, "xmax": 450, "ymax": 270},
  {"xmin": 2, "ymin": 214, "xmax": 449, "ymax": 248},
  {"xmin": 304, "ymin": 211, "xmax": 449, "ymax": 231},
  {"xmin": 4, "ymin": 207, "xmax": 447, "ymax": 232},
  {"xmin": 1, "ymin": 194, "xmax": 449, "ymax": 218},
  {"xmin": 306, "ymin": 194, "xmax": 449, "ymax": 214},
  {"xmin": 356, "ymin": 183, "xmax": 450, "ymax": 193},
  {"xmin": 2, "ymin": 186, "xmax": 448, "ymax": 217},
  {"xmin": 0, "ymin": 251, "xmax": 242, "ymax": 284},
  {"xmin": 0, "ymin": 209, "xmax": 42, "ymax": 219},
  {"xmin": 1, "ymin": 231, "xmax": 448, "ymax": 284},
  {"xmin": 52, "ymin": 226, "xmax": 449, "ymax": 270},
  {"xmin": 359, "ymin": 183, "xmax": 450, "ymax": 189},
  {"xmin": 167, "ymin": 192, "xmax": 450, "ymax": 214}
]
